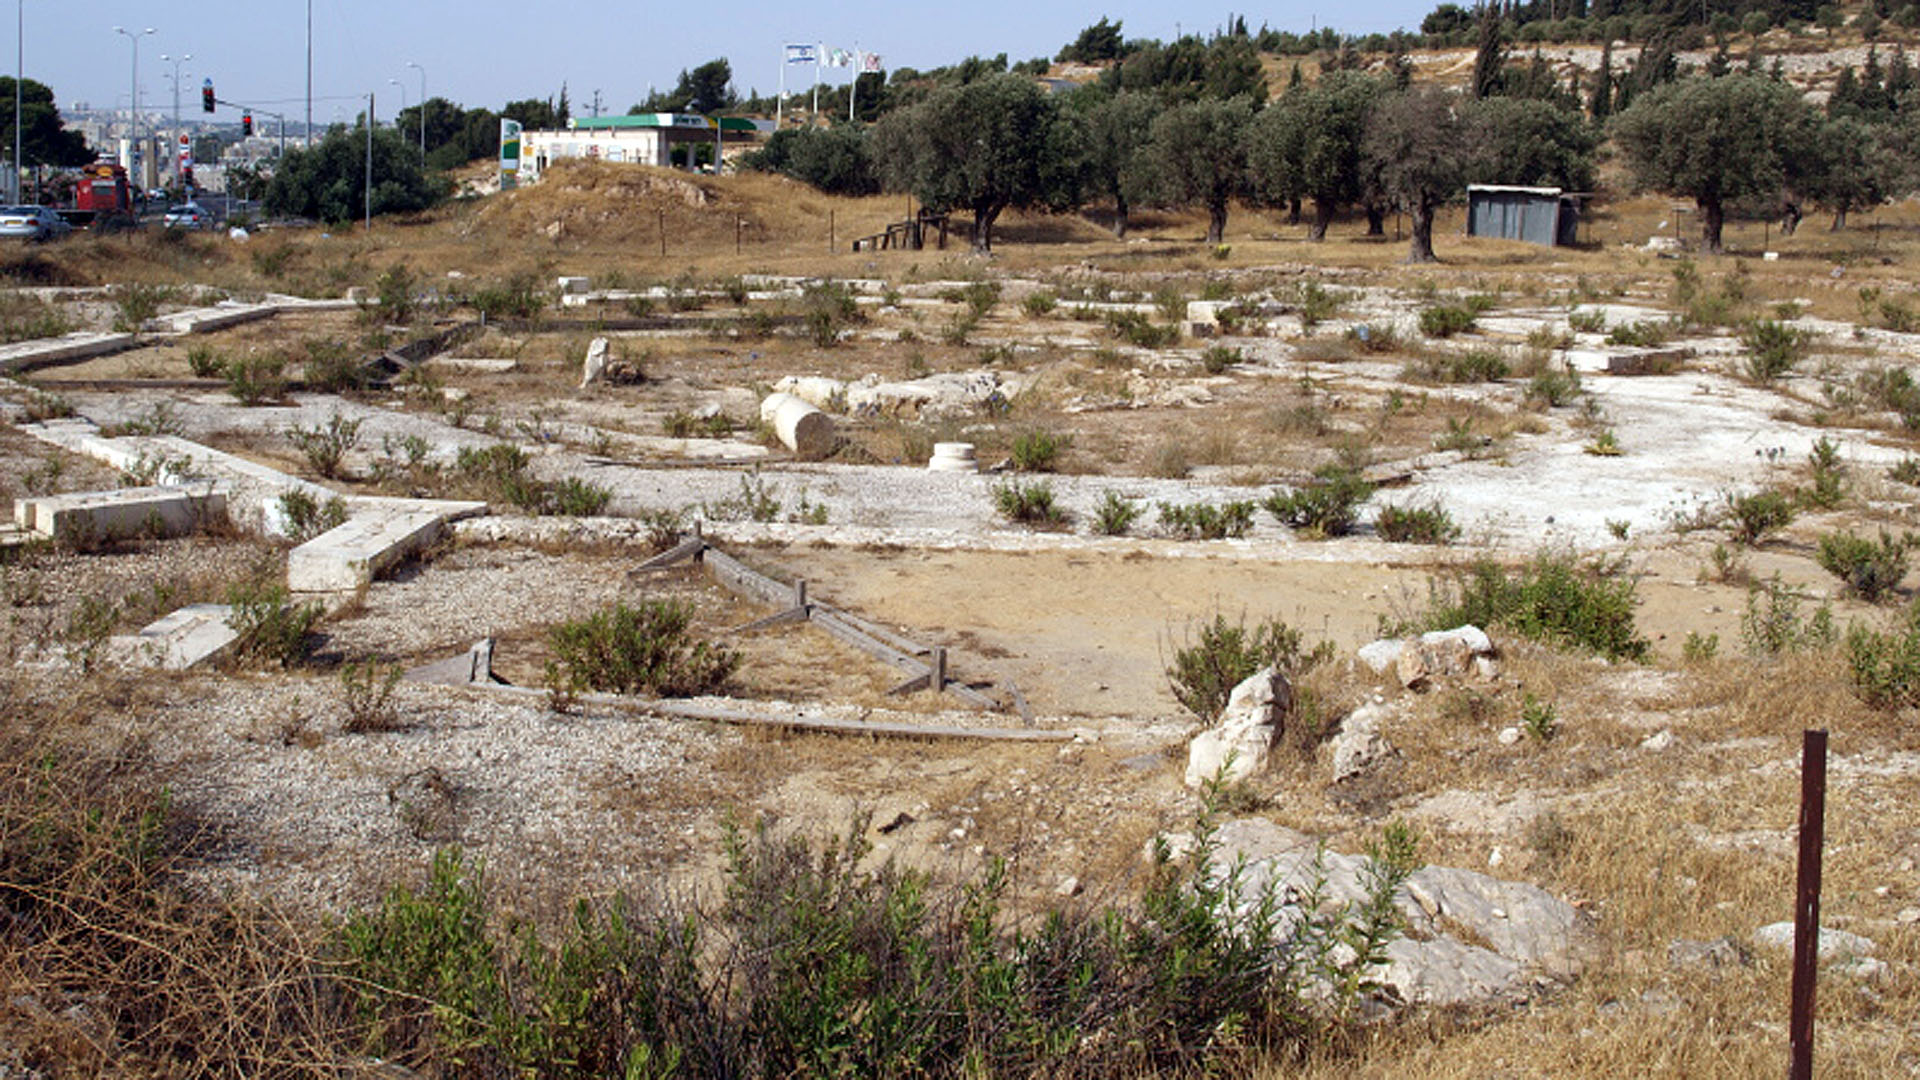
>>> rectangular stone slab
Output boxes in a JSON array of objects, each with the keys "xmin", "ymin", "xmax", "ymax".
[
  {"xmin": 110, "ymin": 604, "xmax": 239, "ymax": 669},
  {"xmin": 287, "ymin": 508, "xmax": 450, "ymax": 593},
  {"xmin": 16, "ymin": 486, "xmax": 226, "ymax": 541}
]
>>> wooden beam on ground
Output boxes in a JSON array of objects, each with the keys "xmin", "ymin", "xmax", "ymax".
[{"xmin": 631, "ymin": 535, "xmax": 708, "ymax": 572}]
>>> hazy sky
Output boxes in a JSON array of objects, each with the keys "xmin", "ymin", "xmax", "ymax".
[{"xmin": 27, "ymin": 1, "xmax": 1432, "ymax": 127}]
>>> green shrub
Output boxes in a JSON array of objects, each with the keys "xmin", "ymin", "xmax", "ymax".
[
  {"xmin": 1105, "ymin": 309, "xmax": 1179, "ymax": 347},
  {"xmin": 802, "ymin": 282, "xmax": 863, "ymax": 346},
  {"xmin": 1803, "ymin": 436, "xmax": 1847, "ymax": 509},
  {"xmin": 184, "ymin": 344, "xmax": 226, "ymax": 378},
  {"xmin": 1605, "ymin": 319, "xmax": 1674, "ymax": 347},
  {"xmin": 1010, "ymin": 429, "xmax": 1071, "ymax": 472},
  {"xmin": 110, "ymin": 282, "xmax": 173, "ymax": 335},
  {"xmin": 1020, "ymin": 291, "xmax": 1057, "ymax": 317},
  {"xmin": 469, "ymin": 273, "xmax": 546, "ymax": 320},
  {"xmin": 1567, "ymin": 308, "xmax": 1607, "ymax": 333},
  {"xmin": 545, "ymin": 476, "xmax": 614, "ymax": 517},
  {"xmin": 341, "ymin": 660, "xmax": 405, "ymax": 733},
  {"xmin": 1845, "ymin": 612, "xmax": 1920, "ymax": 708},
  {"xmin": 1519, "ymin": 694, "xmax": 1558, "ymax": 742},
  {"xmin": 1166, "ymin": 613, "xmax": 1333, "ymax": 721},
  {"xmin": 1093, "ymin": 491, "xmax": 1142, "ymax": 536},
  {"xmin": 1293, "ymin": 278, "xmax": 1344, "ymax": 330},
  {"xmin": 662, "ymin": 410, "xmax": 735, "ymax": 439},
  {"xmin": 1375, "ymin": 501, "xmax": 1460, "ymax": 544},
  {"xmin": 225, "ymin": 353, "xmax": 287, "ymax": 406},
  {"xmin": 1816, "ymin": 529, "xmax": 1913, "ymax": 602},
  {"xmin": 1740, "ymin": 318, "xmax": 1809, "ymax": 383},
  {"xmin": 1415, "ymin": 551, "xmax": 1650, "ymax": 662},
  {"xmin": 1157, "ymin": 500, "xmax": 1255, "ymax": 540},
  {"xmin": 1526, "ymin": 367, "xmax": 1582, "ymax": 407},
  {"xmin": 1741, "ymin": 577, "xmax": 1836, "ymax": 656},
  {"xmin": 287, "ymin": 412, "xmax": 364, "ymax": 479},
  {"xmin": 301, "ymin": 339, "xmax": 365, "ymax": 392},
  {"xmin": 225, "ymin": 581, "xmax": 323, "ymax": 668},
  {"xmin": 1890, "ymin": 456, "xmax": 1920, "ymax": 486},
  {"xmin": 1682, "ymin": 631, "xmax": 1720, "ymax": 663},
  {"xmin": 549, "ymin": 599, "xmax": 739, "ymax": 696},
  {"xmin": 1263, "ymin": 466, "xmax": 1374, "ymax": 538},
  {"xmin": 277, "ymin": 490, "xmax": 348, "ymax": 542},
  {"xmin": 1724, "ymin": 488, "xmax": 1796, "ymax": 545},
  {"xmin": 943, "ymin": 281, "xmax": 1001, "ymax": 318},
  {"xmin": 1408, "ymin": 349, "xmax": 1509, "ymax": 384},
  {"xmin": 992, "ymin": 480, "xmax": 1067, "ymax": 527},
  {"xmin": 1201, "ymin": 345, "xmax": 1243, "ymax": 374},
  {"xmin": 1418, "ymin": 304, "xmax": 1477, "ymax": 338}
]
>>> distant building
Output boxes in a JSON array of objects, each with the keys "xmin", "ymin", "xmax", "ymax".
[
  {"xmin": 1466, "ymin": 185, "xmax": 1582, "ymax": 247},
  {"xmin": 520, "ymin": 114, "xmax": 772, "ymax": 183}
]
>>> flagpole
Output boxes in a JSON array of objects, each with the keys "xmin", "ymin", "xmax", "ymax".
[
  {"xmin": 776, "ymin": 46, "xmax": 785, "ymax": 130},
  {"xmin": 850, "ymin": 44, "xmax": 859, "ymax": 122},
  {"xmin": 812, "ymin": 43, "xmax": 820, "ymax": 121}
]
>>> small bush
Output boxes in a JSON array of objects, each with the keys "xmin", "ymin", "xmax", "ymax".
[
  {"xmin": 1020, "ymin": 291, "xmax": 1057, "ymax": 317},
  {"xmin": 341, "ymin": 659, "xmax": 405, "ymax": 733},
  {"xmin": 1889, "ymin": 456, "xmax": 1920, "ymax": 487},
  {"xmin": 1201, "ymin": 345, "xmax": 1243, "ymax": 374},
  {"xmin": 1816, "ymin": 529, "xmax": 1913, "ymax": 602},
  {"xmin": 802, "ymin": 282, "xmax": 863, "ymax": 346},
  {"xmin": 1682, "ymin": 631, "xmax": 1720, "ymax": 663},
  {"xmin": 992, "ymin": 480, "xmax": 1067, "ymax": 527},
  {"xmin": 1585, "ymin": 428, "xmax": 1622, "ymax": 456},
  {"xmin": 287, "ymin": 412, "xmax": 363, "ymax": 479},
  {"xmin": 1724, "ymin": 488, "xmax": 1796, "ymax": 546},
  {"xmin": 110, "ymin": 282, "xmax": 173, "ymax": 334},
  {"xmin": 1803, "ymin": 435, "xmax": 1846, "ymax": 509},
  {"xmin": 1407, "ymin": 349, "xmax": 1509, "ymax": 384},
  {"xmin": 545, "ymin": 476, "xmax": 613, "ymax": 517},
  {"xmin": 662, "ymin": 410, "xmax": 735, "ymax": 439},
  {"xmin": 1526, "ymin": 367, "xmax": 1582, "ymax": 407},
  {"xmin": 225, "ymin": 353, "xmax": 287, "ymax": 406},
  {"xmin": 1567, "ymin": 308, "xmax": 1607, "ymax": 333},
  {"xmin": 1010, "ymin": 429, "xmax": 1072, "ymax": 472},
  {"xmin": 278, "ymin": 490, "xmax": 348, "ymax": 542},
  {"xmin": 1093, "ymin": 492, "xmax": 1142, "ymax": 536},
  {"xmin": 1741, "ymin": 318, "xmax": 1809, "ymax": 383},
  {"xmin": 300, "ymin": 339, "xmax": 364, "ymax": 393},
  {"xmin": 1166, "ymin": 613, "xmax": 1333, "ymax": 721},
  {"xmin": 1418, "ymin": 304, "xmax": 1477, "ymax": 338},
  {"xmin": 1157, "ymin": 500, "xmax": 1255, "ymax": 540},
  {"xmin": 1105, "ymin": 309, "xmax": 1179, "ymax": 347},
  {"xmin": 1415, "ymin": 551, "xmax": 1650, "ymax": 662},
  {"xmin": 1263, "ymin": 466, "xmax": 1374, "ymax": 538},
  {"xmin": 548, "ymin": 599, "xmax": 739, "ymax": 696},
  {"xmin": 1740, "ymin": 577, "xmax": 1835, "ymax": 656},
  {"xmin": 469, "ymin": 273, "xmax": 546, "ymax": 320},
  {"xmin": 185, "ymin": 344, "xmax": 225, "ymax": 378},
  {"xmin": 1519, "ymin": 694, "xmax": 1558, "ymax": 742},
  {"xmin": 701, "ymin": 470, "xmax": 784, "ymax": 523},
  {"xmin": 1375, "ymin": 501, "xmax": 1460, "ymax": 544},
  {"xmin": 1846, "ymin": 612, "xmax": 1920, "ymax": 708},
  {"xmin": 225, "ymin": 581, "xmax": 322, "ymax": 668},
  {"xmin": 1606, "ymin": 319, "xmax": 1674, "ymax": 347},
  {"xmin": 1294, "ymin": 278, "xmax": 1345, "ymax": 330}
]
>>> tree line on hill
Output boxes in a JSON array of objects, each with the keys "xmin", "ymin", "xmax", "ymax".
[{"xmin": 740, "ymin": 14, "xmax": 1920, "ymax": 259}]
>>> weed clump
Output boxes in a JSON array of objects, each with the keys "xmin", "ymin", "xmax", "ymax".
[
  {"xmin": 1740, "ymin": 577, "xmax": 1836, "ymax": 657},
  {"xmin": 1411, "ymin": 552, "xmax": 1650, "ymax": 662},
  {"xmin": 1418, "ymin": 304, "xmax": 1477, "ymax": 338},
  {"xmin": 1724, "ymin": 488, "xmax": 1796, "ymax": 546},
  {"xmin": 1375, "ymin": 501, "xmax": 1460, "ymax": 545},
  {"xmin": 1846, "ymin": 610, "xmax": 1920, "ymax": 708},
  {"xmin": 1093, "ymin": 491, "xmax": 1142, "ymax": 535},
  {"xmin": 1740, "ymin": 318, "xmax": 1809, "ymax": 384},
  {"xmin": 1166, "ymin": 613, "xmax": 1334, "ymax": 721},
  {"xmin": 1263, "ymin": 466, "xmax": 1374, "ymax": 538},
  {"xmin": 548, "ymin": 599, "xmax": 739, "ymax": 696},
  {"xmin": 225, "ymin": 581, "xmax": 323, "ymax": 668},
  {"xmin": 1816, "ymin": 529, "xmax": 1913, "ymax": 602},
  {"xmin": 1009, "ymin": 429, "xmax": 1071, "ymax": 472},
  {"xmin": 992, "ymin": 480, "xmax": 1068, "ymax": 528},
  {"xmin": 1157, "ymin": 499, "xmax": 1255, "ymax": 540}
]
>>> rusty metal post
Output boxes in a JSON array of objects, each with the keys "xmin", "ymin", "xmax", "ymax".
[
  {"xmin": 1789, "ymin": 728, "xmax": 1829, "ymax": 1080},
  {"xmin": 931, "ymin": 646, "xmax": 947, "ymax": 693},
  {"xmin": 657, "ymin": 209, "xmax": 665, "ymax": 257}
]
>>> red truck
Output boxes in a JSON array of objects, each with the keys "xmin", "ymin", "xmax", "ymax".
[{"xmin": 57, "ymin": 162, "xmax": 138, "ymax": 230}]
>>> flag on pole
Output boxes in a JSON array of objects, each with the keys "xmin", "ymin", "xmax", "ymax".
[
  {"xmin": 785, "ymin": 43, "xmax": 818, "ymax": 64},
  {"xmin": 826, "ymin": 48, "xmax": 853, "ymax": 67},
  {"xmin": 860, "ymin": 52, "xmax": 884, "ymax": 73}
]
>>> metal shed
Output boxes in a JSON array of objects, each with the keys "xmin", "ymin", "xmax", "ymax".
[{"xmin": 1466, "ymin": 185, "xmax": 1580, "ymax": 247}]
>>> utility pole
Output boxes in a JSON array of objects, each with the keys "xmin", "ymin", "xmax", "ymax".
[
  {"xmin": 161, "ymin": 52, "xmax": 189, "ymax": 188},
  {"xmin": 304, "ymin": 0, "xmax": 312, "ymax": 147},
  {"xmin": 406, "ymin": 61, "xmax": 424, "ymax": 163},
  {"xmin": 364, "ymin": 91, "xmax": 372, "ymax": 231}
]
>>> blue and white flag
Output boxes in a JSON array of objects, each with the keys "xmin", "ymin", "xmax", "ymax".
[
  {"xmin": 785, "ymin": 43, "xmax": 818, "ymax": 64},
  {"xmin": 826, "ymin": 48, "xmax": 854, "ymax": 67}
]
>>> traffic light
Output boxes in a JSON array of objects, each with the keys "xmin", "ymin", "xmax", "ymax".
[
  {"xmin": 202, "ymin": 79, "xmax": 214, "ymax": 113},
  {"xmin": 241, "ymin": 113, "xmax": 252, "ymax": 137}
]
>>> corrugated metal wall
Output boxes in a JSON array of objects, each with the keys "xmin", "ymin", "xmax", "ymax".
[{"xmin": 1467, "ymin": 191, "xmax": 1568, "ymax": 246}]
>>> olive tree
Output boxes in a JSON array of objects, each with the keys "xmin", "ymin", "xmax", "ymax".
[
  {"xmin": 1363, "ymin": 86, "xmax": 1467, "ymax": 264},
  {"xmin": 1140, "ymin": 96, "xmax": 1255, "ymax": 245},
  {"xmin": 871, "ymin": 74, "xmax": 1081, "ymax": 253},
  {"xmin": 1077, "ymin": 90, "xmax": 1158, "ymax": 237},
  {"xmin": 1247, "ymin": 73, "xmax": 1385, "ymax": 241},
  {"xmin": 1463, "ymin": 95, "xmax": 1599, "ymax": 191},
  {"xmin": 1611, "ymin": 74, "xmax": 1816, "ymax": 253}
]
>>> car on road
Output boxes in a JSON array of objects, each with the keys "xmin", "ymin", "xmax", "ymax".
[
  {"xmin": 0, "ymin": 205, "xmax": 72, "ymax": 241},
  {"xmin": 163, "ymin": 203, "xmax": 213, "ymax": 229}
]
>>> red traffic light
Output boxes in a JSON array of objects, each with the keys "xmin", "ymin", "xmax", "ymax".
[
  {"xmin": 201, "ymin": 80, "xmax": 214, "ymax": 113},
  {"xmin": 241, "ymin": 113, "xmax": 253, "ymax": 137}
]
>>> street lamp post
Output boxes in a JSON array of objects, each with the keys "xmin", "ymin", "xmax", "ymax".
[
  {"xmin": 160, "ymin": 52, "xmax": 189, "ymax": 189},
  {"xmin": 405, "ymin": 60, "xmax": 424, "ymax": 163},
  {"xmin": 112, "ymin": 26, "xmax": 155, "ymax": 189},
  {"xmin": 387, "ymin": 78, "xmax": 406, "ymax": 132},
  {"xmin": 16, "ymin": 0, "xmax": 26, "ymax": 202}
]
